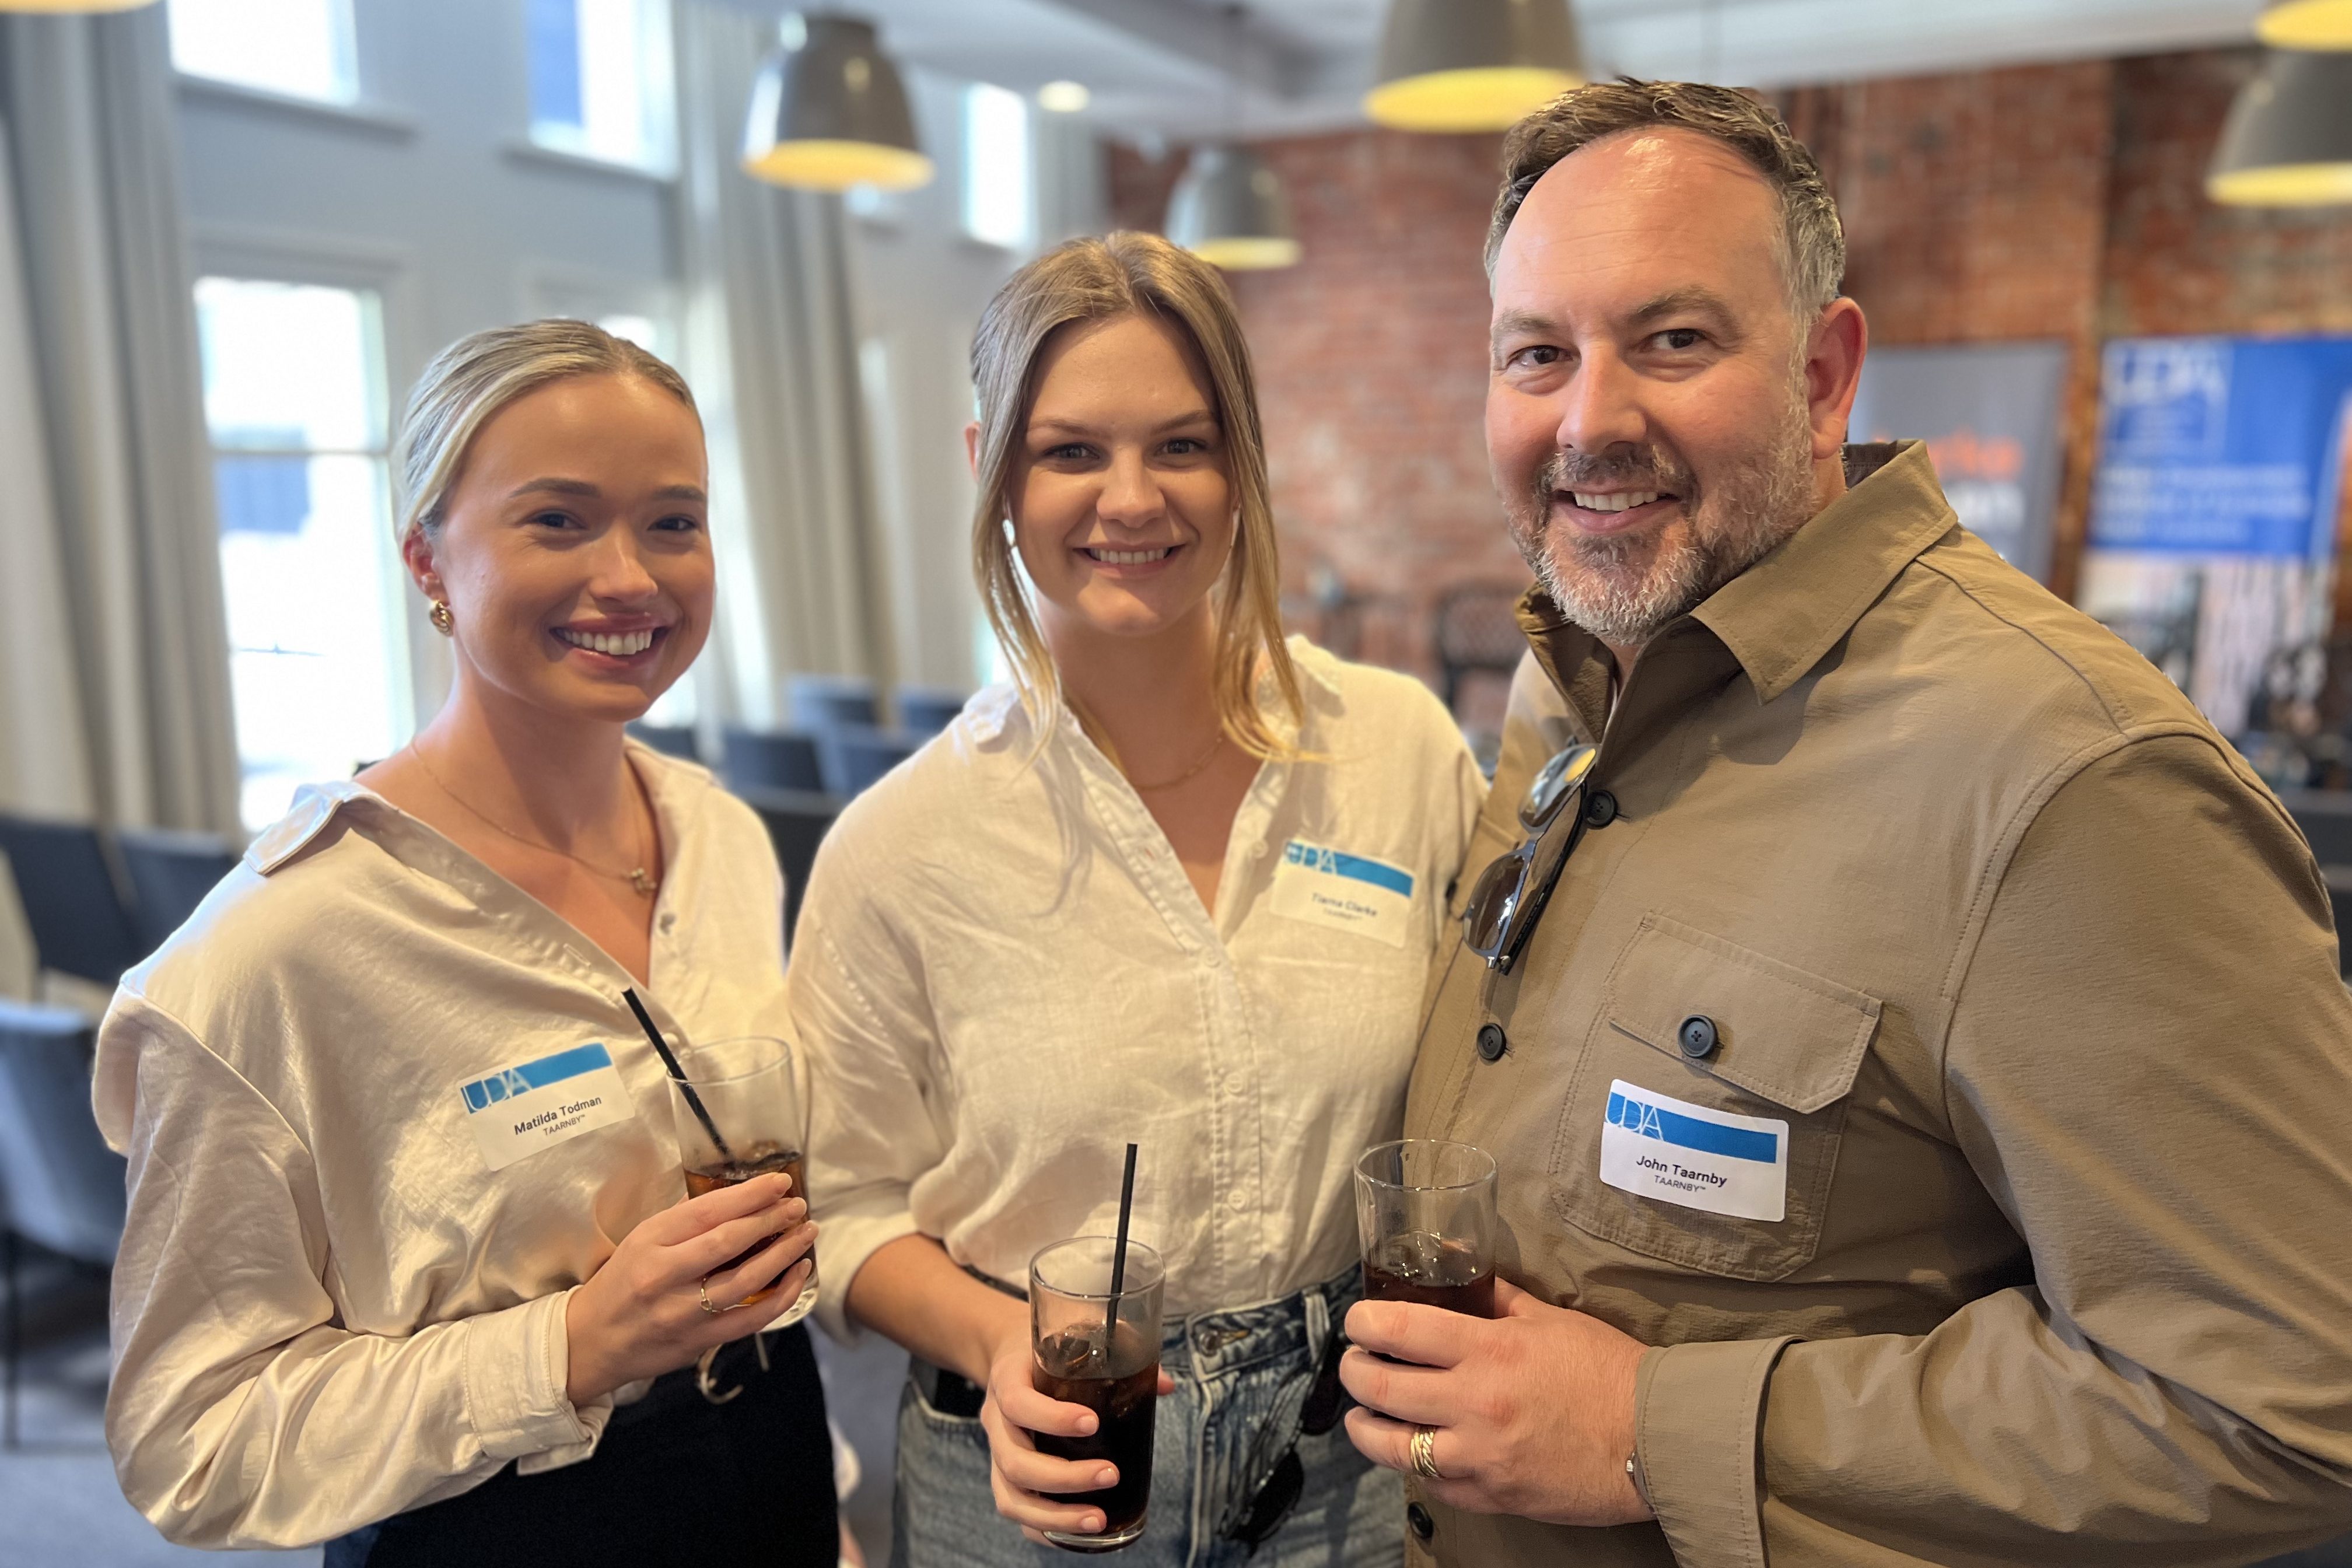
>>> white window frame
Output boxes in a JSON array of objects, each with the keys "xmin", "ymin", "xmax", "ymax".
[
  {"xmin": 192, "ymin": 226, "xmax": 428, "ymax": 756},
  {"xmin": 961, "ymin": 80, "xmax": 1034, "ymax": 253},
  {"xmin": 521, "ymin": 0, "xmax": 679, "ymax": 178},
  {"xmin": 168, "ymin": 0, "xmax": 362, "ymax": 108}
]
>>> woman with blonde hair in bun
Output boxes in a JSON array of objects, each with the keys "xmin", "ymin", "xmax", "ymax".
[
  {"xmin": 97, "ymin": 321, "xmax": 835, "ymax": 1565},
  {"xmin": 793, "ymin": 233, "xmax": 1486, "ymax": 1566}
]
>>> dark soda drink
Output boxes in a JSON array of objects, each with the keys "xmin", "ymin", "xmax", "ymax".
[
  {"xmin": 684, "ymin": 1140, "xmax": 812, "ymax": 1306},
  {"xmin": 1031, "ymin": 1321, "xmax": 1158, "ymax": 1552},
  {"xmin": 1362, "ymin": 1230, "xmax": 1497, "ymax": 1318}
]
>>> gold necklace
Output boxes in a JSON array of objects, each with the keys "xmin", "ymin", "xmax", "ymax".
[
  {"xmin": 408, "ymin": 741, "xmax": 657, "ymax": 897},
  {"xmin": 1129, "ymin": 729, "xmax": 1228, "ymax": 792}
]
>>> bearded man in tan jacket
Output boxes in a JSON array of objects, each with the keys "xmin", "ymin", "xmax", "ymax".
[{"xmin": 1338, "ymin": 80, "xmax": 2352, "ymax": 1568}]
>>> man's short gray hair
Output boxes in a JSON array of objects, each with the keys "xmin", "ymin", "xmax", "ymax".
[{"xmin": 1486, "ymin": 79, "xmax": 1846, "ymax": 316}]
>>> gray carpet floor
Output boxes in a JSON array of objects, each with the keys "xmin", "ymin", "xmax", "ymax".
[{"xmin": 2, "ymin": 1247, "xmax": 906, "ymax": 1567}]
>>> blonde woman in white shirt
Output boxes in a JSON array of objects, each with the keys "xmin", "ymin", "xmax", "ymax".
[
  {"xmin": 791, "ymin": 232, "xmax": 1486, "ymax": 1567},
  {"xmin": 95, "ymin": 322, "xmax": 835, "ymax": 1565}
]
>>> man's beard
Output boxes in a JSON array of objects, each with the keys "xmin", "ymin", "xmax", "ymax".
[{"xmin": 1506, "ymin": 391, "xmax": 1818, "ymax": 649}]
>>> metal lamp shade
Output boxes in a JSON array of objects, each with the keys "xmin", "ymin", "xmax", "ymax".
[
  {"xmin": 1364, "ymin": 0, "xmax": 1583, "ymax": 133},
  {"xmin": 1166, "ymin": 146, "xmax": 1301, "ymax": 271},
  {"xmin": 742, "ymin": 13, "xmax": 935, "ymax": 193},
  {"xmin": 2208, "ymin": 48, "xmax": 2352, "ymax": 206},
  {"xmin": 2260, "ymin": 1, "xmax": 2352, "ymax": 48}
]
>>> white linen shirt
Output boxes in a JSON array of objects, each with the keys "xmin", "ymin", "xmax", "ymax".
[
  {"xmin": 792, "ymin": 640, "xmax": 1486, "ymax": 1339},
  {"xmin": 93, "ymin": 745, "xmax": 803, "ymax": 1550}
]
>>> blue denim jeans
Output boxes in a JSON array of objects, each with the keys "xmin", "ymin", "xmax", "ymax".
[{"xmin": 891, "ymin": 1266, "xmax": 1403, "ymax": 1568}]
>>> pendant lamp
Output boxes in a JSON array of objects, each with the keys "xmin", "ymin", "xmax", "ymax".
[
  {"xmin": 2259, "ymin": 0, "xmax": 2352, "ymax": 48},
  {"xmin": 1365, "ymin": 0, "xmax": 1584, "ymax": 134},
  {"xmin": 742, "ymin": 13, "xmax": 933, "ymax": 193},
  {"xmin": 2208, "ymin": 47, "xmax": 2352, "ymax": 206},
  {"xmin": 1166, "ymin": 145, "xmax": 1300, "ymax": 271}
]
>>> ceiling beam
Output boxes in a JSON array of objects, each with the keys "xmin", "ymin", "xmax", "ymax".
[{"xmin": 1024, "ymin": 0, "xmax": 1315, "ymax": 98}]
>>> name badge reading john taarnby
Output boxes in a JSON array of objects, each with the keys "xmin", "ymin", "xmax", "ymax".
[{"xmin": 1598, "ymin": 1079, "xmax": 1789, "ymax": 1222}]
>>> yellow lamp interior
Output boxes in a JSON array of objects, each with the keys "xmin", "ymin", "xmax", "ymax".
[
  {"xmin": 741, "ymin": 139, "xmax": 935, "ymax": 194},
  {"xmin": 1364, "ymin": 67, "xmax": 1583, "ymax": 134},
  {"xmin": 1186, "ymin": 236, "xmax": 1303, "ymax": 271},
  {"xmin": 2258, "ymin": 0, "xmax": 2352, "ymax": 48},
  {"xmin": 2208, "ymin": 160, "xmax": 2352, "ymax": 205}
]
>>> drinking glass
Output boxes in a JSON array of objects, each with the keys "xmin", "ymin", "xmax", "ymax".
[
  {"xmin": 668, "ymin": 1034, "xmax": 815, "ymax": 1324},
  {"xmin": 1354, "ymin": 1139, "xmax": 1499, "ymax": 1320},
  {"xmin": 1028, "ymin": 1236, "xmax": 1166, "ymax": 1553}
]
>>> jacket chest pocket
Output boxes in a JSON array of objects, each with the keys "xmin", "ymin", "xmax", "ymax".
[{"xmin": 1546, "ymin": 914, "xmax": 1881, "ymax": 1282}]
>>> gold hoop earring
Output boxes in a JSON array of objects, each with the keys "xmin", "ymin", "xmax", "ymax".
[{"xmin": 430, "ymin": 601, "xmax": 454, "ymax": 636}]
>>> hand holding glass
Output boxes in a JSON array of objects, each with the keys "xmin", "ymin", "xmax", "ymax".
[{"xmin": 667, "ymin": 1034, "xmax": 817, "ymax": 1324}]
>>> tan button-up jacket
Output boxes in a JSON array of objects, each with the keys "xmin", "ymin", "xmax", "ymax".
[{"xmin": 1404, "ymin": 442, "xmax": 2352, "ymax": 1567}]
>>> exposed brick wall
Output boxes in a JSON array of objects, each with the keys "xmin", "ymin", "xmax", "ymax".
[
  {"xmin": 1107, "ymin": 48, "xmax": 2352, "ymax": 691},
  {"xmin": 1783, "ymin": 61, "xmax": 2115, "ymax": 602},
  {"xmin": 1111, "ymin": 134, "xmax": 1523, "ymax": 698}
]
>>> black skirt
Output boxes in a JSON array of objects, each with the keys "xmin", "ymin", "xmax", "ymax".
[{"xmin": 326, "ymin": 1325, "xmax": 837, "ymax": 1568}]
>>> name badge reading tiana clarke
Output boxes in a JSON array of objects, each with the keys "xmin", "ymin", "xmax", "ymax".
[
  {"xmin": 1599, "ymin": 1079, "xmax": 1789, "ymax": 1222},
  {"xmin": 1269, "ymin": 839, "xmax": 1415, "ymax": 949},
  {"xmin": 459, "ymin": 1042, "xmax": 635, "ymax": 1172}
]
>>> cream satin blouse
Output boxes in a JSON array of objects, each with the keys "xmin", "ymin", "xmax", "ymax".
[{"xmin": 94, "ymin": 745, "xmax": 804, "ymax": 1550}]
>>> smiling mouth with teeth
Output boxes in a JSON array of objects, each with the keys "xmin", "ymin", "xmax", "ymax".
[
  {"xmin": 1569, "ymin": 490, "xmax": 1671, "ymax": 514},
  {"xmin": 554, "ymin": 626, "xmax": 660, "ymax": 657},
  {"xmin": 1083, "ymin": 547, "xmax": 1174, "ymax": 565}
]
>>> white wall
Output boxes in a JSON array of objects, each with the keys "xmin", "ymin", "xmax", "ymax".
[
  {"xmin": 842, "ymin": 69, "xmax": 1105, "ymax": 694},
  {"xmin": 173, "ymin": 0, "xmax": 1105, "ymax": 712}
]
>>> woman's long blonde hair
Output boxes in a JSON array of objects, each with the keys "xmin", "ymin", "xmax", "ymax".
[{"xmin": 969, "ymin": 231, "xmax": 1303, "ymax": 760}]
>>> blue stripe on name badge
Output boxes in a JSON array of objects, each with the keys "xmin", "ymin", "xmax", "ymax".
[
  {"xmin": 1283, "ymin": 840, "xmax": 1414, "ymax": 898},
  {"xmin": 1607, "ymin": 1089, "xmax": 1780, "ymax": 1164},
  {"xmin": 460, "ymin": 1043, "xmax": 614, "ymax": 1114}
]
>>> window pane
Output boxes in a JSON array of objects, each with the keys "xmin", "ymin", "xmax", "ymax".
[
  {"xmin": 196, "ymin": 278, "xmax": 384, "ymax": 452},
  {"xmin": 526, "ymin": 0, "xmax": 584, "ymax": 131},
  {"xmin": 195, "ymin": 277, "xmax": 402, "ymax": 830},
  {"xmin": 169, "ymin": 0, "xmax": 357, "ymax": 104},
  {"xmin": 218, "ymin": 456, "xmax": 399, "ymax": 828},
  {"xmin": 963, "ymin": 83, "xmax": 1031, "ymax": 250},
  {"xmin": 529, "ymin": 0, "xmax": 673, "ymax": 170}
]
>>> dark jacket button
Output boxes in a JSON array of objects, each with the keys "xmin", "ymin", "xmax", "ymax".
[
  {"xmin": 1476, "ymin": 1023, "xmax": 1507, "ymax": 1062},
  {"xmin": 1584, "ymin": 790, "xmax": 1619, "ymax": 829},
  {"xmin": 1407, "ymin": 1501, "xmax": 1434, "ymax": 1541},
  {"xmin": 1679, "ymin": 1014, "xmax": 1719, "ymax": 1059}
]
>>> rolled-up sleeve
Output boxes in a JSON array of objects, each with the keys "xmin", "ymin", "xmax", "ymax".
[
  {"xmin": 99, "ymin": 999, "xmax": 606, "ymax": 1549},
  {"xmin": 789, "ymin": 841, "xmax": 947, "ymax": 1343},
  {"xmin": 1658, "ymin": 733, "xmax": 2352, "ymax": 1565}
]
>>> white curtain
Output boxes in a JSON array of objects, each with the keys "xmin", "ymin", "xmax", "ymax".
[
  {"xmin": 674, "ymin": 0, "xmax": 897, "ymax": 731},
  {"xmin": 0, "ymin": 8, "xmax": 239, "ymax": 992}
]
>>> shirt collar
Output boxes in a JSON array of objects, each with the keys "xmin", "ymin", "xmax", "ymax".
[
  {"xmin": 1517, "ymin": 440, "xmax": 1955, "ymax": 710},
  {"xmin": 246, "ymin": 738, "xmax": 715, "ymax": 877},
  {"xmin": 963, "ymin": 635, "xmax": 1345, "ymax": 748}
]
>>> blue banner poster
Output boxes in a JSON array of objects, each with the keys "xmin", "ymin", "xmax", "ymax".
[
  {"xmin": 1849, "ymin": 341, "xmax": 2069, "ymax": 583},
  {"xmin": 2080, "ymin": 335, "xmax": 2352, "ymax": 738}
]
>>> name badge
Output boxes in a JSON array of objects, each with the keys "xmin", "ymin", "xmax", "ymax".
[
  {"xmin": 1268, "ymin": 839, "xmax": 1415, "ymax": 949},
  {"xmin": 1598, "ymin": 1079, "xmax": 1788, "ymax": 1222},
  {"xmin": 459, "ymin": 1042, "xmax": 635, "ymax": 1172}
]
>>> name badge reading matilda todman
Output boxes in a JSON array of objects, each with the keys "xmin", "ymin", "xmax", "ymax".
[{"xmin": 459, "ymin": 1042, "xmax": 635, "ymax": 1172}]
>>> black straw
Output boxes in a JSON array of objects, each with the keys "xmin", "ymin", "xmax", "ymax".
[
  {"xmin": 1106, "ymin": 1142, "xmax": 1139, "ymax": 1340},
  {"xmin": 623, "ymin": 988, "xmax": 734, "ymax": 1165}
]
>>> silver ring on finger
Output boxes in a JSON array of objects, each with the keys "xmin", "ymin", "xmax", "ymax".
[
  {"xmin": 698, "ymin": 1279, "xmax": 737, "ymax": 1315},
  {"xmin": 1410, "ymin": 1426, "xmax": 1443, "ymax": 1482}
]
